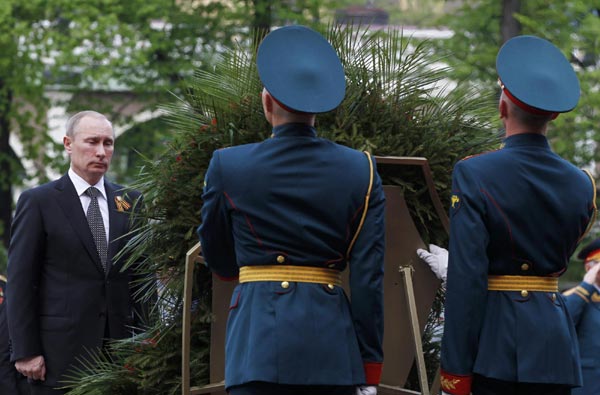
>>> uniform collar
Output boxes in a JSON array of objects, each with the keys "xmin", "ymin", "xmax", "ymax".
[
  {"xmin": 271, "ymin": 123, "xmax": 317, "ymax": 138},
  {"xmin": 502, "ymin": 133, "xmax": 550, "ymax": 149}
]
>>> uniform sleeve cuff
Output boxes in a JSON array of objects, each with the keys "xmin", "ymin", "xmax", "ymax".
[
  {"xmin": 440, "ymin": 370, "xmax": 472, "ymax": 395},
  {"xmin": 364, "ymin": 362, "xmax": 383, "ymax": 385}
]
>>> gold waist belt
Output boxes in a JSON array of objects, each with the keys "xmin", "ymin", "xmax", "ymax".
[
  {"xmin": 488, "ymin": 275, "xmax": 558, "ymax": 292},
  {"xmin": 239, "ymin": 265, "xmax": 342, "ymax": 286}
]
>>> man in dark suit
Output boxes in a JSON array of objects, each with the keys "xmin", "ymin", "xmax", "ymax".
[
  {"xmin": 564, "ymin": 239, "xmax": 600, "ymax": 395},
  {"xmin": 6, "ymin": 110, "xmax": 146, "ymax": 394},
  {"xmin": 419, "ymin": 36, "xmax": 596, "ymax": 395},
  {"xmin": 198, "ymin": 26, "xmax": 385, "ymax": 395}
]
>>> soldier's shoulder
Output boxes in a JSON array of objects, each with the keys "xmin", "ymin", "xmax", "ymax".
[
  {"xmin": 563, "ymin": 284, "xmax": 593, "ymax": 302},
  {"xmin": 459, "ymin": 148, "xmax": 502, "ymax": 163},
  {"xmin": 218, "ymin": 142, "xmax": 259, "ymax": 155},
  {"xmin": 563, "ymin": 286, "xmax": 578, "ymax": 296}
]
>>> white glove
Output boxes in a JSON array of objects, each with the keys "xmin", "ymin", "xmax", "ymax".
[
  {"xmin": 356, "ymin": 385, "xmax": 377, "ymax": 395},
  {"xmin": 416, "ymin": 244, "xmax": 448, "ymax": 282}
]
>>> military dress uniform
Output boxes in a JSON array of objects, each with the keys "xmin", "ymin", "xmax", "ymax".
[
  {"xmin": 563, "ymin": 240, "xmax": 600, "ymax": 395},
  {"xmin": 198, "ymin": 26, "xmax": 385, "ymax": 394},
  {"xmin": 440, "ymin": 36, "xmax": 597, "ymax": 395}
]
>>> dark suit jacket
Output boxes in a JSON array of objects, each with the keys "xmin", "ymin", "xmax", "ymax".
[
  {"xmin": 0, "ymin": 277, "xmax": 29, "ymax": 394},
  {"xmin": 6, "ymin": 174, "xmax": 144, "ymax": 387}
]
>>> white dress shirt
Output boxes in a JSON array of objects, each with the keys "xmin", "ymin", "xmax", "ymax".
[{"xmin": 68, "ymin": 168, "xmax": 110, "ymax": 243}]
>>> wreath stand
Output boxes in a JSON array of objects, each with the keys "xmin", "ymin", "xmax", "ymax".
[{"xmin": 181, "ymin": 156, "xmax": 448, "ymax": 395}]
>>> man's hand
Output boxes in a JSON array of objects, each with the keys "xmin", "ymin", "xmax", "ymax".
[
  {"xmin": 583, "ymin": 261, "xmax": 600, "ymax": 286},
  {"xmin": 417, "ymin": 244, "xmax": 449, "ymax": 282},
  {"xmin": 356, "ymin": 386, "xmax": 377, "ymax": 395},
  {"xmin": 15, "ymin": 355, "xmax": 46, "ymax": 381}
]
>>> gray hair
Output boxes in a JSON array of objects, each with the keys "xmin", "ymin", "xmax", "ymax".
[{"xmin": 65, "ymin": 111, "xmax": 113, "ymax": 137}]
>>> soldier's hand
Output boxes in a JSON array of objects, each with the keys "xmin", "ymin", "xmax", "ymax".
[
  {"xmin": 15, "ymin": 355, "xmax": 46, "ymax": 381},
  {"xmin": 417, "ymin": 244, "xmax": 448, "ymax": 282},
  {"xmin": 356, "ymin": 385, "xmax": 377, "ymax": 395},
  {"xmin": 583, "ymin": 261, "xmax": 600, "ymax": 286}
]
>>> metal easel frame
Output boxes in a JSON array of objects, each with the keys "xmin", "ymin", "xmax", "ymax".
[
  {"xmin": 375, "ymin": 156, "xmax": 446, "ymax": 395},
  {"xmin": 401, "ymin": 265, "xmax": 430, "ymax": 395},
  {"xmin": 181, "ymin": 242, "xmax": 226, "ymax": 395}
]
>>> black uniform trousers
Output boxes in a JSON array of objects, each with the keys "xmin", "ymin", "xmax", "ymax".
[
  {"xmin": 228, "ymin": 381, "xmax": 356, "ymax": 395},
  {"xmin": 473, "ymin": 374, "xmax": 571, "ymax": 395}
]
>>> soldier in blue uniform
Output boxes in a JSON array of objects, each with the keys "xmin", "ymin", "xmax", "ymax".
[
  {"xmin": 563, "ymin": 239, "xmax": 600, "ymax": 395},
  {"xmin": 198, "ymin": 25, "xmax": 385, "ymax": 395},
  {"xmin": 420, "ymin": 35, "xmax": 596, "ymax": 395}
]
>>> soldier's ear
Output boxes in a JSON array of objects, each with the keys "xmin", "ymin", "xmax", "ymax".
[
  {"xmin": 261, "ymin": 89, "xmax": 274, "ymax": 124},
  {"xmin": 499, "ymin": 98, "xmax": 508, "ymax": 119},
  {"xmin": 263, "ymin": 91, "xmax": 273, "ymax": 113}
]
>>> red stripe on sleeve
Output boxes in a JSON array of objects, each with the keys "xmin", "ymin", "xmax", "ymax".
[{"xmin": 363, "ymin": 362, "xmax": 383, "ymax": 385}]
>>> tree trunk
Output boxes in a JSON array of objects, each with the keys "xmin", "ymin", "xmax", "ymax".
[
  {"xmin": 0, "ymin": 80, "xmax": 13, "ymax": 249},
  {"xmin": 501, "ymin": 0, "xmax": 521, "ymax": 43}
]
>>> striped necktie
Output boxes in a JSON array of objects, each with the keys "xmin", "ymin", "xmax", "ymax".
[{"xmin": 86, "ymin": 187, "xmax": 108, "ymax": 272}]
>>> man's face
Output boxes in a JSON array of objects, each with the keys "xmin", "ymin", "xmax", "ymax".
[{"xmin": 64, "ymin": 116, "xmax": 114, "ymax": 185}]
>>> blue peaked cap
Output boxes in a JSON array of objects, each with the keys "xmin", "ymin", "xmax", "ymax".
[
  {"xmin": 577, "ymin": 238, "xmax": 600, "ymax": 261},
  {"xmin": 257, "ymin": 25, "xmax": 346, "ymax": 113},
  {"xmin": 497, "ymin": 35, "xmax": 580, "ymax": 113}
]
